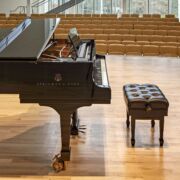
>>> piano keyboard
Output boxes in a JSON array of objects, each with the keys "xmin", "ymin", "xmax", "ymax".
[{"xmin": 94, "ymin": 58, "xmax": 109, "ymax": 87}]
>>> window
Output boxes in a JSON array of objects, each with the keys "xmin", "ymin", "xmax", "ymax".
[
  {"xmin": 94, "ymin": 0, "xmax": 102, "ymax": 14},
  {"xmin": 130, "ymin": 0, "xmax": 148, "ymax": 15},
  {"xmin": 112, "ymin": 0, "xmax": 121, "ymax": 14},
  {"xmin": 31, "ymin": 0, "xmax": 179, "ymax": 16},
  {"xmin": 149, "ymin": 0, "xmax": 168, "ymax": 16},
  {"xmin": 83, "ymin": 0, "xmax": 94, "ymax": 14},
  {"xmin": 103, "ymin": 0, "xmax": 112, "ymax": 14},
  {"xmin": 170, "ymin": 0, "xmax": 178, "ymax": 17}
]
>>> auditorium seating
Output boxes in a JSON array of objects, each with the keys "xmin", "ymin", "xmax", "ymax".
[
  {"xmin": 108, "ymin": 44, "xmax": 125, "ymax": 55},
  {"xmin": 96, "ymin": 43, "xmax": 108, "ymax": 54},
  {"xmin": 125, "ymin": 44, "xmax": 142, "ymax": 55},
  {"xmin": 159, "ymin": 46, "xmax": 178, "ymax": 56},
  {"xmin": 1, "ymin": 13, "xmax": 180, "ymax": 57},
  {"xmin": 53, "ymin": 13, "xmax": 180, "ymax": 57},
  {"xmin": 142, "ymin": 45, "xmax": 159, "ymax": 56}
]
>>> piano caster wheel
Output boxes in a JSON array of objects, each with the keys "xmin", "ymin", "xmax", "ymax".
[
  {"xmin": 159, "ymin": 139, "xmax": 164, "ymax": 147},
  {"xmin": 71, "ymin": 125, "xmax": 79, "ymax": 135},
  {"xmin": 131, "ymin": 139, "xmax": 135, "ymax": 146},
  {"xmin": 52, "ymin": 154, "xmax": 65, "ymax": 172},
  {"xmin": 126, "ymin": 120, "xmax": 130, "ymax": 128}
]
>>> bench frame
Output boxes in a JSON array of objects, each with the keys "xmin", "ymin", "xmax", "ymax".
[{"xmin": 126, "ymin": 108, "xmax": 166, "ymax": 146}]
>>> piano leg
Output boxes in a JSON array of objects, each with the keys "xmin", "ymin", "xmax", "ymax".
[
  {"xmin": 52, "ymin": 109, "xmax": 72, "ymax": 172},
  {"xmin": 39, "ymin": 104, "xmax": 74, "ymax": 172},
  {"xmin": 38, "ymin": 103, "xmax": 91, "ymax": 172},
  {"xmin": 60, "ymin": 111, "xmax": 72, "ymax": 161}
]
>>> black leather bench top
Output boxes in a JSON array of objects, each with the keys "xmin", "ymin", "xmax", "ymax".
[{"xmin": 123, "ymin": 84, "xmax": 169, "ymax": 110}]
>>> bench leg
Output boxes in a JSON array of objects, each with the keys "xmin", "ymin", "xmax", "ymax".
[
  {"xmin": 131, "ymin": 117, "xmax": 136, "ymax": 146},
  {"xmin": 126, "ymin": 111, "xmax": 130, "ymax": 128},
  {"xmin": 159, "ymin": 117, "xmax": 164, "ymax": 146},
  {"xmin": 151, "ymin": 119, "xmax": 155, "ymax": 128}
]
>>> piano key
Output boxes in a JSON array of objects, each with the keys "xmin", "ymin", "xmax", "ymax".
[{"xmin": 93, "ymin": 57, "xmax": 109, "ymax": 87}]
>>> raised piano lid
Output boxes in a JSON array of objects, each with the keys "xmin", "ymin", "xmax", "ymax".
[{"xmin": 0, "ymin": 18, "xmax": 60, "ymax": 60}]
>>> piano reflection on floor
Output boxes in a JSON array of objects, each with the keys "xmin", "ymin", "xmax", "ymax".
[{"xmin": 0, "ymin": 18, "xmax": 111, "ymax": 172}]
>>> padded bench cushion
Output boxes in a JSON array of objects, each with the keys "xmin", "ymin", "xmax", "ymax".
[{"xmin": 123, "ymin": 84, "xmax": 169, "ymax": 110}]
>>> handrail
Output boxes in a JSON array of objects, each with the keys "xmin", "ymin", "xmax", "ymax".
[
  {"xmin": 32, "ymin": 0, "xmax": 49, "ymax": 8},
  {"xmin": 47, "ymin": 0, "xmax": 85, "ymax": 14},
  {"xmin": 32, "ymin": 0, "xmax": 44, "ymax": 6},
  {"xmin": 10, "ymin": 0, "xmax": 85, "ymax": 15},
  {"xmin": 10, "ymin": 5, "xmax": 26, "ymax": 14}
]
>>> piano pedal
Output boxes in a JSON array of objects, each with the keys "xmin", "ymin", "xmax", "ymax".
[
  {"xmin": 78, "ymin": 125, "xmax": 86, "ymax": 134},
  {"xmin": 79, "ymin": 130, "xmax": 86, "ymax": 134},
  {"xmin": 79, "ymin": 125, "xmax": 86, "ymax": 127},
  {"xmin": 79, "ymin": 127, "xmax": 86, "ymax": 130},
  {"xmin": 70, "ymin": 125, "xmax": 86, "ymax": 135},
  {"xmin": 71, "ymin": 125, "xmax": 79, "ymax": 135}
]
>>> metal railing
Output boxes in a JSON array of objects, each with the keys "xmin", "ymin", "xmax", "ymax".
[
  {"xmin": 10, "ymin": 6, "xmax": 27, "ymax": 14},
  {"xmin": 32, "ymin": 0, "xmax": 49, "ymax": 13},
  {"xmin": 47, "ymin": 0, "xmax": 85, "ymax": 14}
]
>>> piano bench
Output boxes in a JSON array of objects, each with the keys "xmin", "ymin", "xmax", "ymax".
[{"xmin": 123, "ymin": 84, "xmax": 169, "ymax": 146}]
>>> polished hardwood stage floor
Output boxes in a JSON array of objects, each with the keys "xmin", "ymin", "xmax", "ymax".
[{"xmin": 0, "ymin": 55, "xmax": 180, "ymax": 180}]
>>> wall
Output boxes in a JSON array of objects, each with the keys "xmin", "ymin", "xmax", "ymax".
[{"xmin": 0, "ymin": 0, "xmax": 36, "ymax": 15}]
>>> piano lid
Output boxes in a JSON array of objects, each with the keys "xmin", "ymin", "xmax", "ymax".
[{"xmin": 0, "ymin": 18, "xmax": 60, "ymax": 60}]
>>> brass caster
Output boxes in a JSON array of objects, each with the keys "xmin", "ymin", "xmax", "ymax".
[{"xmin": 52, "ymin": 154, "xmax": 66, "ymax": 172}]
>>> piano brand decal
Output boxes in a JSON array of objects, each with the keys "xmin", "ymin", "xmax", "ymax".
[
  {"xmin": 54, "ymin": 73, "xmax": 62, "ymax": 82},
  {"xmin": 36, "ymin": 82, "xmax": 80, "ymax": 87}
]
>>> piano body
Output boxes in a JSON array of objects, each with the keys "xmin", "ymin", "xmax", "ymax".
[{"xmin": 0, "ymin": 18, "xmax": 111, "ymax": 171}]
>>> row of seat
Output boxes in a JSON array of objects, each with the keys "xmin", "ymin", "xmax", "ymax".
[
  {"xmin": 96, "ymin": 44, "xmax": 180, "ymax": 57},
  {"xmin": 55, "ymin": 33, "xmax": 180, "ymax": 44},
  {"xmin": 0, "ymin": 14, "xmax": 178, "ymax": 23},
  {"xmin": 0, "ymin": 20, "xmax": 22, "ymax": 24},
  {"xmin": 31, "ymin": 13, "xmax": 176, "ymax": 19},
  {"xmin": 118, "ymin": 17, "xmax": 178, "ymax": 22},
  {"xmin": 121, "ymin": 14, "xmax": 175, "ymax": 18},
  {"xmin": 59, "ymin": 16, "xmax": 178, "ymax": 21},
  {"xmin": 56, "ymin": 28, "xmax": 180, "ymax": 36},
  {"xmin": 60, "ymin": 19, "xmax": 180, "ymax": 26},
  {"xmin": 0, "ymin": 13, "xmax": 176, "ymax": 18},
  {"xmin": 95, "ymin": 39, "xmax": 180, "ymax": 46},
  {"xmin": 0, "ymin": 24, "xmax": 18, "ymax": 28},
  {"xmin": 59, "ymin": 24, "xmax": 180, "ymax": 30},
  {"xmin": 57, "ymin": 16, "xmax": 178, "ymax": 21},
  {"xmin": 5, "ymin": 13, "xmax": 175, "ymax": 17},
  {"xmin": 3, "ymin": 13, "xmax": 177, "ymax": 22}
]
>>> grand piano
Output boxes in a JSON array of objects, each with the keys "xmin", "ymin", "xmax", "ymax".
[{"xmin": 0, "ymin": 18, "xmax": 111, "ymax": 172}]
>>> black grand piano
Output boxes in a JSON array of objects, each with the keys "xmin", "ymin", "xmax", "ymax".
[{"xmin": 0, "ymin": 18, "xmax": 111, "ymax": 172}]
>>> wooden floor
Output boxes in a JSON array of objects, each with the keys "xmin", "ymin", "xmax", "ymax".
[{"xmin": 0, "ymin": 55, "xmax": 180, "ymax": 180}]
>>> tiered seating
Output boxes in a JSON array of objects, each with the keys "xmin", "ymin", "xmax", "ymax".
[
  {"xmin": 52, "ymin": 13, "xmax": 180, "ymax": 57},
  {"xmin": 0, "ymin": 14, "xmax": 25, "ymax": 28},
  {"xmin": 1, "ymin": 13, "xmax": 179, "ymax": 57},
  {"xmin": 0, "ymin": 13, "xmax": 6, "ymax": 19}
]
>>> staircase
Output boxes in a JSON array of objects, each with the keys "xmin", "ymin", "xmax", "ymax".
[{"xmin": 32, "ymin": 0, "xmax": 85, "ymax": 14}]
